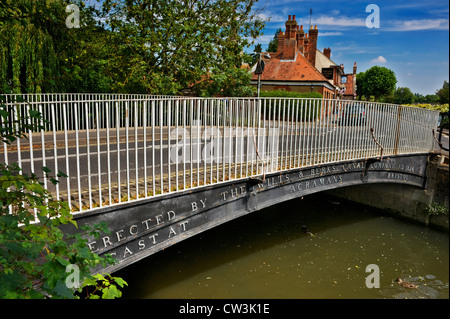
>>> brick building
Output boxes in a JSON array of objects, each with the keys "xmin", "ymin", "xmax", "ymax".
[{"xmin": 251, "ymin": 15, "xmax": 357, "ymax": 99}]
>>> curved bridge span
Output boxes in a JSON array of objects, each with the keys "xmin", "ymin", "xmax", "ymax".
[
  {"xmin": 65, "ymin": 153, "xmax": 429, "ymax": 274},
  {"xmin": 2, "ymin": 94, "xmax": 439, "ymax": 274}
]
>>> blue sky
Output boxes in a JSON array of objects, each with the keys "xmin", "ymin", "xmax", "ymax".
[{"xmin": 250, "ymin": 0, "xmax": 449, "ymax": 96}]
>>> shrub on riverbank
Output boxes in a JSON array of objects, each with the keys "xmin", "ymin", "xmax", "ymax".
[{"xmin": 405, "ymin": 103, "xmax": 449, "ymax": 113}]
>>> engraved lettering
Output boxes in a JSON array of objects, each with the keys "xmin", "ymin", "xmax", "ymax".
[
  {"xmin": 87, "ymin": 241, "xmax": 98, "ymax": 253},
  {"xmin": 142, "ymin": 218, "xmax": 152, "ymax": 230},
  {"xmin": 138, "ymin": 239, "xmax": 145, "ymax": 250},
  {"xmin": 102, "ymin": 236, "xmax": 113, "ymax": 248},
  {"xmin": 180, "ymin": 220, "xmax": 189, "ymax": 231},
  {"xmin": 129, "ymin": 225, "xmax": 138, "ymax": 236},
  {"xmin": 289, "ymin": 174, "xmax": 343, "ymax": 193},
  {"xmin": 168, "ymin": 226, "xmax": 177, "ymax": 238},
  {"xmin": 220, "ymin": 191, "xmax": 228, "ymax": 200},
  {"xmin": 123, "ymin": 247, "xmax": 133, "ymax": 258},
  {"xmin": 155, "ymin": 214, "xmax": 163, "ymax": 225},
  {"xmin": 387, "ymin": 172, "xmax": 408, "ymax": 180},
  {"xmin": 167, "ymin": 210, "xmax": 176, "ymax": 220},
  {"xmin": 191, "ymin": 201, "xmax": 198, "ymax": 211},
  {"xmin": 149, "ymin": 233, "xmax": 158, "ymax": 245},
  {"xmin": 116, "ymin": 230, "xmax": 126, "ymax": 242}
]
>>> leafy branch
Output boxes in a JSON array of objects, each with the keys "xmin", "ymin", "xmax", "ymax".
[{"xmin": 0, "ymin": 97, "xmax": 126, "ymax": 299}]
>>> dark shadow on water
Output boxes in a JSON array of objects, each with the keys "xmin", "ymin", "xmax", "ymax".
[{"xmin": 115, "ymin": 192, "xmax": 388, "ymax": 298}]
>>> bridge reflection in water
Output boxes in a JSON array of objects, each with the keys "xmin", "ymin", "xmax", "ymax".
[{"xmin": 1, "ymin": 94, "xmax": 440, "ymax": 273}]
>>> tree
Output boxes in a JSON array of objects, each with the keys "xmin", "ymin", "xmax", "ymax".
[
  {"xmin": 425, "ymin": 94, "xmax": 440, "ymax": 104},
  {"xmin": 356, "ymin": 71, "xmax": 367, "ymax": 100},
  {"xmin": 1, "ymin": 0, "xmax": 265, "ymax": 95},
  {"xmin": 195, "ymin": 67, "xmax": 255, "ymax": 97},
  {"xmin": 0, "ymin": 0, "xmax": 70, "ymax": 93},
  {"xmin": 393, "ymin": 87, "xmax": 415, "ymax": 105},
  {"xmin": 436, "ymin": 80, "xmax": 449, "ymax": 104},
  {"xmin": 359, "ymin": 66, "xmax": 397, "ymax": 101},
  {"xmin": 97, "ymin": 0, "xmax": 265, "ymax": 95},
  {"xmin": 0, "ymin": 0, "xmax": 113, "ymax": 94},
  {"xmin": 267, "ymin": 28, "xmax": 282, "ymax": 53}
]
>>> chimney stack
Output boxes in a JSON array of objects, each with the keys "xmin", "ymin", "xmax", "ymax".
[
  {"xmin": 281, "ymin": 14, "xmax": 298, "ymax": 60},
  {"xmin": 353, "ymin": 62, "xmax": 357, "ymax": 74},
  {"xmin": 297, "ymin": 25, "xmax": 305, "ymax": 53},
  {"xmin": 307, "ymin": 25, "xmax": 318, "ymax": 67},
  {"xmin": 277, "ymin": 31, "xmax": 286, "ymax": 55},
  {"xmin": 323, "ymin": 48, "xmax": 331, "ymax": 59}
]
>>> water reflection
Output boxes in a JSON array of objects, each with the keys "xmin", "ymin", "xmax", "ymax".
[{"xmin": 117, "ymin": 193, "xmax": 449, "ymax": 299}]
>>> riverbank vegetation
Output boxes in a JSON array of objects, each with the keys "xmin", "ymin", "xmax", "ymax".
[{"xmin": 0, "ymin": 98, "xmax": 127, "ymax": 298}]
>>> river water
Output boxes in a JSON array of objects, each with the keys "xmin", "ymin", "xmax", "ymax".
[{"xmin": 117, "ymin": 193, "xmax": 449, "ymax": 299}]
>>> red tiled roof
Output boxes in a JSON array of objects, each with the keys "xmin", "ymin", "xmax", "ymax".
[{"xmin": 252, "ymin": 51, "xmax": 330, "ymax": 83}]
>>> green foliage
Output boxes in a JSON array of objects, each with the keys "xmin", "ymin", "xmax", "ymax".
[
  {"xmin": 196, "ymin": 67, "xmax": 256, "ymax": 97},
  {"xmin": 414, "ymin": 93, "xmax": 440, "ymax": 104},
  {"xmin": 0, "ymin": 0, "xmax": 68, "ymax": 93},
  {"xmin": 357, "ymin": 66, "xmax": 397, "ymax": 101},
  {"xmin": 1, "ymin": 0, "xmax": 265, "ymax": 95},
  {"xmin": 267, "ymin": 28, "xmax": 282, "ymax": 53},
  {"xmin": 390, "ymin": 87, "xmax": 415, "ymax": 104},
  {"xmin": 425, "ymin": 202, "xmax": 449, "ymax": 216},
  {"xmin": 0, "ymin": 99, "xmax": 126, "ymax": 299},
  {"xmin": 259, "ymin": 90, "xmax": 322, "ymax": 121},
  {"xmin": 259, "ymin": 90, "xmax": 322, "ymax": 99},
  {"xmin": 78, "ymin": 273, "xmax": 128, "ymax": 299},
  {"xmin": 436, "ymin": 81, "xmax": 449, "ymax": 104},
  {"xmin": 95, "ymin": 0, "xmax": 265, "ymax": 95},
  {"xmin": 355, "ymin": 71, "xmax": 366, "ymax": 99}
]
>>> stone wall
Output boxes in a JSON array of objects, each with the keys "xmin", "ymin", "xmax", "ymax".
[{"xmin": 326, "ymin": 155, "xmax": 449, "ymax": 231}]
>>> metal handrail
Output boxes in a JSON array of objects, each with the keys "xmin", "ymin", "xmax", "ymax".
[{"xmin": 1, "ymin": 94, "xmax": 440, "ymax": 215}]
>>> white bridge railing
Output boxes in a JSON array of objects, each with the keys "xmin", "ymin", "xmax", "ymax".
[{"xmin": 1, "ymin": 94, "xmax": 439, "ymax": 214}]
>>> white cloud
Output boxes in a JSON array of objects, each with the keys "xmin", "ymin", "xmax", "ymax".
[
  {"xmin": 252, "ymin": 34, "xmax": 276, "ymax": 44},
  {"xmin": 386, "ymin": 19, "xmax": 449, "ymax": 31},
  {"xmin": 320, "ymin": 32, "xmax": 343, "ymax": 37},
  {"xmin": 313, "ymin": 16, "xmax": 366, "ymax": 28},
  {"xmin": 257, "ymin": 12, "xmax": 287, "ymax": 23},
  {"xmin": 371, "ymin": 56, "xmax": 387, "ymax": 64}
]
